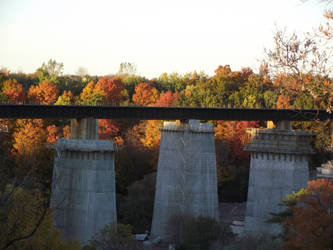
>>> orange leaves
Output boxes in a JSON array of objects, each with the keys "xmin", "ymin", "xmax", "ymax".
[
  {"xmin": 12, "ymin": 119, "xmax": 46, "ymax": 162},
  {"xmin": 132, "ymin": 82, "xmax": 159, "ymax": 106},
  {"xmin": 95, "ymin": 77, "xmax": 124, "ymax": 105},
  {"xmin": 28, "ymin": 81, "xmax": 59, "ymax": 104},
  {"xmin": 62, "ymin": 125, "xmax": 71, "ymax": 139},
  {"xmin": 284, "ymin": 179, "xmax": 333, "ymax": 250},
  {"xmin": 276, "ymin": 94, "xmax": 290, "ymax": 109},
  {"xmin": 2, "ymin": 79, "xmax": 26, "ymax": 104},
  {"xmin": 46, "ymin": 125, "xmax": 60, "ymax": 144},
  {"xmin": 214, "ymin": 65, "xmax": 253, "ymax": 83},
  {"xmin": 215, "ymin": 121, "xmax": 259, "ymax": 161},
  {"xmin": 98, "ymin": 119, "xmax": 120, "ymax": 140}
]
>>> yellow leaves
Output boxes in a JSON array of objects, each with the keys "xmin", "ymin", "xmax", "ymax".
[
  {"xmin": 79, "ymin": 81, "xmax": 106, "ymax": 105},
  {"xmin": 55, "ymin": 90, "xmax": 73, "ymax": 105},
  {"xmin": 139, "ymin": 120, "xmax": 162, "ymax": 148},
  {"xmin": 12, "ymin": 119, "xmax": 46, "ymax": 162}
]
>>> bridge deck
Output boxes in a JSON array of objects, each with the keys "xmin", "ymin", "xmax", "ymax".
[{"xmin": 0, "ymin": 104, "xmax": 331, "ymax": 121}]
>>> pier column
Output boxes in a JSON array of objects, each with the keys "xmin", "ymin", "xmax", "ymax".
[
  {"xmin": 151, "ymin": 120, "xmax": 219, "ymax": 241},
  {"xmin": 70, "ymin": 118, "xmax": 98, "ymax": 139},
  {"xmin": 243, "ymin": 122, "xmax": 313, "ymax": 235},
  {"xmin": 50, "ymin": 118, "xmax": 117, "ymax": 246}
]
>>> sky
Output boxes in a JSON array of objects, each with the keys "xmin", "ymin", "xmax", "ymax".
[{"xmin": 0, "ymin": 0, "xmax": 329, "ymax": 79}]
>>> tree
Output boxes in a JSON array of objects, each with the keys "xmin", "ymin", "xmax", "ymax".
[
  {"xmin": 0, "ymin": 185, "xmax": 81, "ymax": 250},
  {"xmin": 95, "ymin": 77, "xmax": 124, "ymax": 105},
  {"xmin": 12, "ymin": 119, "xmax": 46, "ymax": 164},
  {"xmin": 265, "ymin": 19, "xmax": 333, "ymax": 111},
  {"xmin": 28, "ymin": 81, "xmax": 59, "ymax": 104},
  {"xmin": 152, "ymin": 90, "xmax": 179, "ymax": 107},
  {"xmin": 132, "ymin": 82, "xmax": 159, "ymax": 106},
  {"xmin": 98, "ymin": 119, "xmax": 120, "ymax": 140},
  {"xmin": 35, "ymin": 59, "xmax": 64, "ymax": 84},
  {"xmin": 215, "ymin": 121, "xmax": 259, "ymax": 201},
  {"xmin": 1, "ymin": 79, "xmax": 26, "ymax": 104},
  {"xmin": 118, "ymin": 173, "xmax": 156, "ymax": 233},
  {"xmin": 62, "ymin": 125, "xmax": 71, "ymax": 139},
  {"xmin": 269, "ymin": 179, "xmax": 333, "ymax": 250},
  {"xmin": 79, "ymin": 81, "xmax": 105, "ymax": 105},
  {"xmin": 46, "ymin": 125, "xmax": 60, "ymax": 144},
  {"xmin": 276, "ymin": 94, "xmax": 290, "ymax": 109},
  {"xmin": 55, "ymin": 90, "xmax": 74, "ymax": 105}
]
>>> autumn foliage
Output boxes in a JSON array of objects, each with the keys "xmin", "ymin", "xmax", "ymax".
[
  {"xmin": 98, "ymin": 119, "xmax": 120, "ymax": 140},
  {"xmin": 2, "ymin": 79, "xmax": 26, "ymax": 104},
  {"xmin": 28, "ymin": 81, "xmax": 59, "ymax": 104},
  {"xmin": 276, "ymin": 94, "xmax": 290, "ymax": 109},
  {"xmin": 95, "ymin": 77, "xmax": 124, "ymax": 105},
  {"xmin": 153, "ymin": 90, "xmax": 179, "ymax": 107},
  {"xmin": 283, "ymin": 179, "xmax": 333, "ymax": 250},
  {"xmin": 215, "ymin": 121, "xmax": 259, "ymax": 161},
  {"xmin": 132, "ymin": 82, "xmax": 159, "ymax": 106},
  {"xmin": 12, "ymin": 119, "xmax": 46, "ymax": 162}
]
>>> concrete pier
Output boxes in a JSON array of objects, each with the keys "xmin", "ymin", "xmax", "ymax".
[
  {"xmin": 243, "ymin": 121, "xmax": 313, "ymax": 235},
  {"xmin": 70, "ymin": 118, "xmax": 98, "ymax": 140},
  {"xmin": 50, "ymin": 119, "xmax": 117, "ymax": 246},
  {"xmin": 151, "ymin": 120, "xmax": 219, "ymax": 241}
]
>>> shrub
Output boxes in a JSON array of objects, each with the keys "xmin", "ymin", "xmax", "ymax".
[
  {"xmin": 222, "ymin": 234, "xmax": 282, "ymax": 250},
  {"xmin": 167, "ymin": 213, "xmax": 233, "ymax": 250},
  {"xmin": 86, "ymin": 223, "xmax": 142, "ymax": 250}
]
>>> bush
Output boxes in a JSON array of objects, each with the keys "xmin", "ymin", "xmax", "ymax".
[
  {"xmin": 86, "ymin": 223, "xmax": 142, "ymax": 250},
  {"xmin": 167, "ymin": 213, "xmax": 234, "ymax": 250},
  {"xmin": 222, "ymin": 234, "xmax": 282, "ymax": 250}
]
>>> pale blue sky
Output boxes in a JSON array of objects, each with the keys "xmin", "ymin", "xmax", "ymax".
[{"xmin": 0, "ymin": 0, "xmax": 328, "ymax": 78}]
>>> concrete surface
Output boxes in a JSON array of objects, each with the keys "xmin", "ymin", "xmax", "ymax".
[
  {"xmin": 50, "ymin": 138, "xmax": 117, "ymax": 246},
  {"xmin": 151, "ymin": 120, "xmax": 219, "ymax": 241}
]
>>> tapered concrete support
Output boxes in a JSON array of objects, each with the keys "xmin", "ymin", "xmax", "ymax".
[
  {"xmin": 50, "ymin": 138, "xmax": 117, "ymax": 246},
  {"xmin": 151, "ymin": 120, "xmax": 219, "ymax": 241},
  {"xmin": 71, "ymin": 118, "xmax": 98, "ymax": 139},
  {"xmin": 243, "ymin": 127, "xmax": 313, "ymax": 235}
]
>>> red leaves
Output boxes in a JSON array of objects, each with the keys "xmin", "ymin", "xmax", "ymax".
[
  {"xmin": 152, "ymin": 91, "xmax": 178, "ymax": 107},
  {"xmin": 98, "ymin": 119, "xmax": 120, "ymax": 140},
  {"xmin": 215, "ymin": 121, "xmax": 259, "ymax": 161},
  {"xmin": 95, "ymin": 77, "xmax": 124, "ymax": 105}
]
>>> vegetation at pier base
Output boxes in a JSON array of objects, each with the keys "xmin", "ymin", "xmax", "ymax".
[
  {"xmin": 166, "ymin": 214, "xmax": 234, "ymax": 250},
  {"xmin": 268, "ymin": 178, "xmax": 333, "ymax": 250},
  {"xmin": 85, "ymin": 223, "xmax": 142, "ymax": 250}
]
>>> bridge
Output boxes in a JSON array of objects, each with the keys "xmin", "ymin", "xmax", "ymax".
[{"xmin": 0, "ymin": 104, "xmax": 332, "ymax": 121}]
